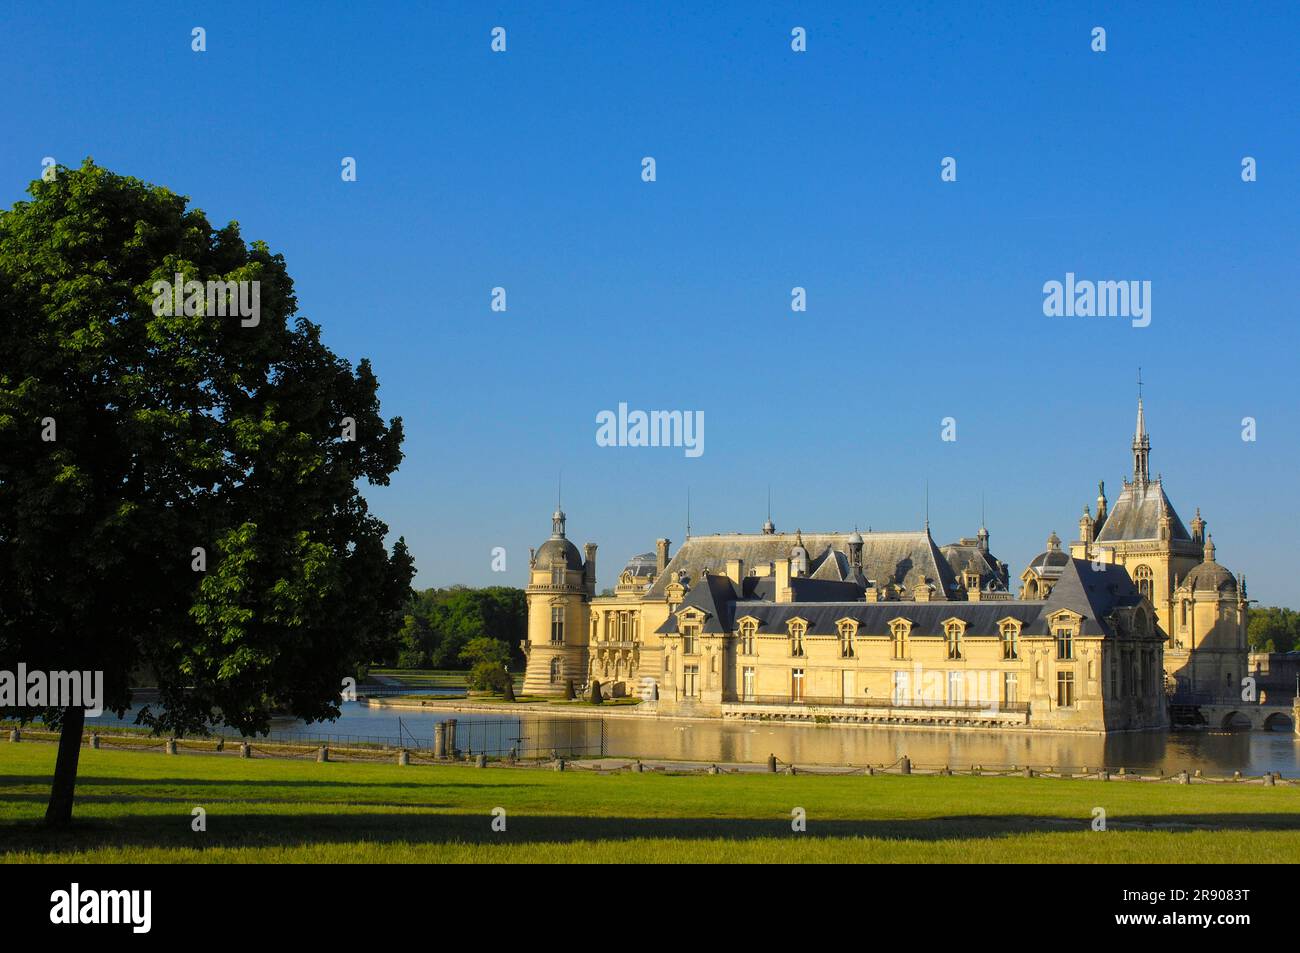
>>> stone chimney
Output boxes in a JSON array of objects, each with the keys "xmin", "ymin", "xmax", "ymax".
[
  {"xmin": 775, "ymin": 558, "xmax": 793, "ymax": 603},
  {"xmin": 583, "ymin": 543, "xmax": 597, "ymax": 597},
  {"xmin": 725, "ymin": 557, "xmax": 745, "ymax": 588},
  {"xmin": 655, "ymin": 538, "xmax": 671, "ymax": 576}
]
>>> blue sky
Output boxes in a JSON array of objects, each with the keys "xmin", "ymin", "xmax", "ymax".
[{"xmin": 3, "ymin": 1, "xmax": 1297, "ymax": 604}]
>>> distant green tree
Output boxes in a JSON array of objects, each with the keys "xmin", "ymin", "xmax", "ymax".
[
  {"xmin": 460, "ymin": 637, "xmax": 511, "ymax": 692},
  {"xmin": 1247, "ymin": 606, "xmax": 1299, "ymax": 654},
  {"xmin": 385, "ymin": 586, "xmax": 525, "ymax": 669}
]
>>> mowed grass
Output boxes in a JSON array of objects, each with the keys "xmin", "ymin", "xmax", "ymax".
[{"xmin": 1, "ymin": 743, "xmax": 1298, "ymax": 863}]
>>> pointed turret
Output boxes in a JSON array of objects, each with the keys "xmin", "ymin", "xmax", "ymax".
[{"xmin": 1132, "ymin": 397, "xmax": 1151, "ymax": 485}]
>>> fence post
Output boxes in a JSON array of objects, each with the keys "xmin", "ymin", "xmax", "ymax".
[
  {"xmin": 767, "ymin": 754, "xmax": 777, "ymax": 773},
  {"xmin": 89, "ymin": 732, "xmax": 100, "ymax": 750},
  {"xmin": 446, "ymin": 719, "xmax": 457, "ymax": 758},
  {"xmin": 900, "ymin": 756, "xmax": 911, "ymax": 775},
  {"xmin": 165, "ymin": 738, "xmax": 177, "ymax": 755},
  {"xmin": 476, "ymin": 753, "xmax": 487, "ymax": 768},
  {"xmin": 240, "ymin": 742, "xmax": 250, "ymax": 758},
  {"xmin": 398, "ymin": 749, "xmax": 409, "ymax": 766},
  {"xmin": 317, "ymin": 745, "xmax": 329, "ymax": 763},
  {"xmin": 434, "ymin": 722, "xmax": 447, "ymax": 759},
  {"xmin": 9, "ymin": 728, "xmax": 19, "ymax": 742}
]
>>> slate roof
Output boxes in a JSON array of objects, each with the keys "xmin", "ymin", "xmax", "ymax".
[
  {"xmin": 534, "ymin": 536, "xmax": 583, "ymax": 570},
  {"xmin": 1024, "ymin": 559, "xmax": 1144, "ymax": 638},
  {"xmin": 1095, "ymin": 479, "xmax": 1190, "ymax": 542},
  {"xmin": 655, "ymin": 558, "xmax": 1145, "ymax": 640},
  {"xmin": 644, "ymin": 531, "xmax": 957, "ymax": 600},
  {"xmin": 620, "ymin": 552, "xmax": 658, "ymax": 578},
  {"xmin": 940, "ymin": 540, "xmax": 1010, "ymax": 591}
]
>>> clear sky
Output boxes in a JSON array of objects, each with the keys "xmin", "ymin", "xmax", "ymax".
[{"xmin": 3, "ymin": 1, "xmax": 1297, "ymax": 604}]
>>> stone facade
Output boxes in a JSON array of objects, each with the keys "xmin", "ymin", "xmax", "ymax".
[{"xmin": 521, "ymin": 398, "xmax": 1238, "ymax": 731}]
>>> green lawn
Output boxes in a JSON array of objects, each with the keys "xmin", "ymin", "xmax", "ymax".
[{"xmin": 2, "ymin": 743, "xmax": 1297, "ymax": 863}]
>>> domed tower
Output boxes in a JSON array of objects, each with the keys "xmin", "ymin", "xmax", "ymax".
[
  {"xmin": 1020, "ymin": 532, "xmax": 1069, "ymax": 599},
  {"xmin": 1169, "ymin": 535, "xmax": 1248, "ymax": 696},
  {"xmin": 521, "ymin": 508, "xmax": 596, "ymax": 696}
]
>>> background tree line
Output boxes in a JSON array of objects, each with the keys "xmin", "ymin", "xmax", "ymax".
[
  {"xmin": 383, "ymin": 586, "xmax": 526, "ymax": 670},
  {"xmin": 1248, "ymin": 606, "xmax": 1299, "ymax": 654}
]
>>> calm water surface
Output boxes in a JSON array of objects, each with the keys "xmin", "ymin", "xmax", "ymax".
[{"xmin": 88, "ymin": 696, "xmax": 1300, "ymax": 776}]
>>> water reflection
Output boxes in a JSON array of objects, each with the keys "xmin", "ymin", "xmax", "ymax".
[{"xmin": 87, "ymin": 700, "xmax": 1300, "ymax": 776}]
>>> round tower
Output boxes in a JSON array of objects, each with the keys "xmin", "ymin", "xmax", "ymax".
[{"xmin": 521, "ymin": 508, "xmax": 593, "ymax": 696}]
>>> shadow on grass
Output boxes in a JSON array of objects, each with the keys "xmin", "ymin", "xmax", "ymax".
[
  {"xmin": 0, "ymin": 774, "xmax": 531, "ymax": 792},
  {"xmin": 4, "ymin": 810, "xmax": 1300, "ymax": 854}
]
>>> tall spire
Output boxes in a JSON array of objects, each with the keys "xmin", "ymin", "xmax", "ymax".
[{"xmin": 1132, "ymin": 369, "xmax": 1150, "ymax": 485}]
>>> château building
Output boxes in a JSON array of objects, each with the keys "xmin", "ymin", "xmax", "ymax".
[{"xmin": 520, "ymin": 399, "xmax": 1244, "ymax": 731}]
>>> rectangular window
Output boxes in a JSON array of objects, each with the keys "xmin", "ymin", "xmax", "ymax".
[
  {"xmin": 682, "ymin": 664, "xmax": 699, "ymax": 698},
  {"xmin": 1002, "ymin": 626, "xmax": 1019, "ymax": 660},
  {"xmin": 742, "ymin": 667, "xmax": 755, "ymax": 702},
  {"xmin": 550, "ymin": 607, "xmax": 564, "ymax": 643},
  {"xmin": 682, "ymin": 624, "xmax": 698, "ymax": 655},
  {"xmin": 948, "ymin": 671, "xmax": 964, "ymax": 705},
  {"xmin": 1057, "ymin": 670, "xmax": 1075, "ymax": 708},
  {"xmin": 1056, "ymin": 627, "xmax": 1075, "ymax": 660},
  {"xmin": 791, "ymin": 668, "xmax": 805, "ymax": 702},
  {"xmin": 1003, "ymin": 672, "xmax": 1018, "ymax": 706}
]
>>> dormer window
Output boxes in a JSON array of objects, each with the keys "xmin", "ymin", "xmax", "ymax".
[
  {"xmin": 890, "ymin": 619, "xmax": 911, "ymax": 660},
  {"xmin": 681, "ymin": 618, "xmax": 700, "ymax": 655},
  {"xmin": 738, "ymin": 618, "xmax": 757, "ymax": 655},
  {"xmin": 788, "ymin": 619, "xmax": 807, "ymax": 657},
  {"xmin": 944, "ymin": 620, "xmax": 965, "ymax": 660},
  {"xmin": 1000, "ymin": 620, "xmax": 1020, "ymax": 660},
  {"xmin": 837, "ymin": 619, "xmax": 857, "ymax": 658}
]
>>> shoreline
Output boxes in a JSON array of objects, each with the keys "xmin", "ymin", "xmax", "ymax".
[{"xmin": 362, "ymin": 696, "xmax": 1178, "ymax": 737}]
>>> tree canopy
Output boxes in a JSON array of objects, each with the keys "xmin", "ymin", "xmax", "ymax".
[
  {"xmin": 1248, "ymin": 606, "xmax": 1299, "ymax": 654},
  {"xmin": 0, "ymin": 160, "xmax": 413, "ymax": 821},
  {"xmin": 387, "ymin": 586, "xmax": 525, "ymax": 670}
]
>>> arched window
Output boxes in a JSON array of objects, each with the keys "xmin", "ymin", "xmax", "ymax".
[
  {"xmin": 549, "ymin": 657, "xmax": 562, "ymax": 683},
  {"xmin": 1134, "ymin": 565, "xmax": 1154, "ymax": 601},
  {"xmin": 890, "ymin": 620, "xmax": 910, "ymax": 660},
  {"xmin": 1000, "ymin": 621, "xmax": 1020, "ymax": 660},
  {"xmin": 837, "ymin": 620, "xmax": 857, "ymax": 658},
  {"xmin": 738, "ymin": 619, "xmax": 757, "ymax": 655},
  {"xmin": 945, "ymin": 622, "xmax": 964, "ymax": 660},
  {"xmin": 788, "ymin": 620, "xmax": 806, "ymax": 658}
]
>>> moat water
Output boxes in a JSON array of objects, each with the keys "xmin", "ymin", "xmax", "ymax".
[{"xmin": 87, "ymin": 694, "xmax": 1300, "ymax": 777}]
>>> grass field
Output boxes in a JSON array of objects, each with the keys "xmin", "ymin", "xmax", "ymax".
[{"xmin": 2, "ymin": 743, "xmax": 1298, "ymax": 863}]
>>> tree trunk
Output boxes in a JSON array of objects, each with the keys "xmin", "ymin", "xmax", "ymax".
[{"xmin": 44, "ymin": 705, "xmax": 86, "ymax": 826}]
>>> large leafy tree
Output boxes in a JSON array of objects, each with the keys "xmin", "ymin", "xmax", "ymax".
[{"xmin": 0, "ymin": 160, "xmax": 414, "ymax": 824}]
